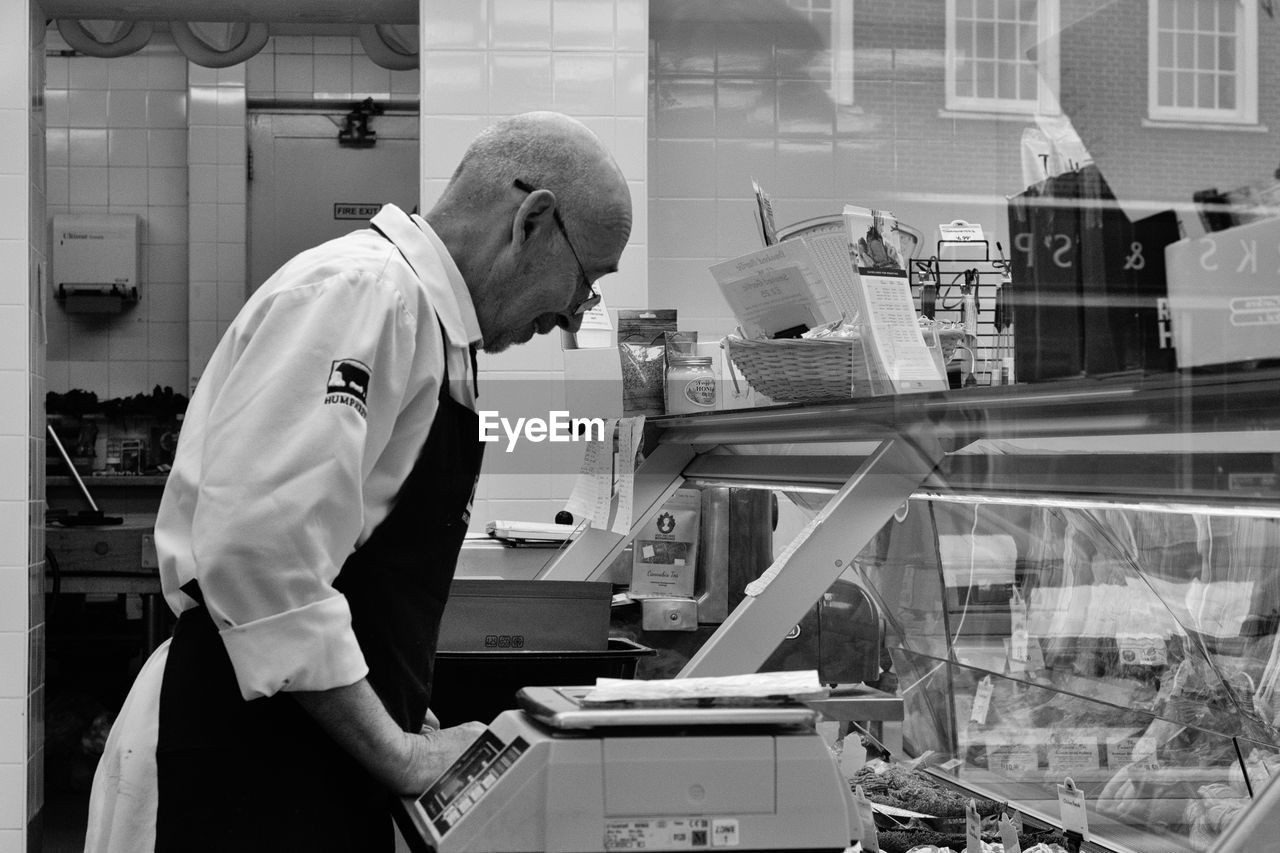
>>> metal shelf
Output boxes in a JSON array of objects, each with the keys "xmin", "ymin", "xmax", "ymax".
[{"xmin": 652, "ymin": 367, "xmax": 1280, "ymax": 447}]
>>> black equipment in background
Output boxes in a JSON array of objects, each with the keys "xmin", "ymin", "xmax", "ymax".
[{"xmin": 46, "ymin": 424, "xmax": 123, "ymax": 526}]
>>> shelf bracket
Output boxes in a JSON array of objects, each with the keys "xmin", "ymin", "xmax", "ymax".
[
  {"xmin": 536, "ymin": 442, "xmax": 695, "ymax": 582},
  {"xmin": 679, "ymin": 429, "xmax": 945, "ymax": 678}
]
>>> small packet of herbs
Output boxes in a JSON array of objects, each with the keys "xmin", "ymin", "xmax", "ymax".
[{"xmin": 618, "ymin": 309, "xmax": 677, "ymax": 416}]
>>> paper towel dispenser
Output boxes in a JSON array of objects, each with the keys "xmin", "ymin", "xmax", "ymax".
[{"xmin": 52, "ymin": 213, "xmax": 140, "ymax": 313}]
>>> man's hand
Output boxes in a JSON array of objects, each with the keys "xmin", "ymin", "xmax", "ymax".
[
  {"xmin": 406, "ymin": 721, "xmax": 488, "ymax": 792},
  {"xmin": 293, "ymin": 680, "xmax": 485, "ymax": 796}
]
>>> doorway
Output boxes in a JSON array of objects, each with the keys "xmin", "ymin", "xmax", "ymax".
[{"xmin": 247, "ymin": 109, "xmax": 420, "ymax": 293}]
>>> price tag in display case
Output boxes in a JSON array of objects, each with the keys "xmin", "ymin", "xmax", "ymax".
[
  {"xmin": 1009, "ymin": 592, "xmax": 1030, "ymax": 663},
  {"xmin": 1057, "ymin": 777, "xmax": 1090, "ymax": 838},
  {"xmin": 1048, "ymin": 732, "xmax": 1101, "ymax": 774},
  {"xmin": 852, "ymin": 784, "xmax": 880, "ymax": 852},
  {"xmin": 1117, "ymin": 632, "xmax": 1167, "ymax": 667},
  {"xmin": 988, "ymin": 739, "xmax": 1038, "ymax": 777},
  {"xmin": 1107, "ymin": 733, "xmax": 1159, "ymax": 770},
  {"xmin": 1133, "ymin": 734, "xmax": 1160, "ymax": 769},
  {"xmin": 969, "ymin": 676, "xmax": 994, "ymax": 725},
  {"xmin": 965, "ymin": 799, "xmax": 983, "ymax": 853},
  {"xmin": 1000, "ymin": 812, "xmax": 1023, "ymax": 853}
]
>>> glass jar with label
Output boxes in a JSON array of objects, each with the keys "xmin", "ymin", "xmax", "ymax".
[{"xmin": 665, "ymin": 356, "xmax": 717, "ymax": 414}]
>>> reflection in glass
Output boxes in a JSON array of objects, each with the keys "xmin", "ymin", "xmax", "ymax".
[{"xmin": 830, "ymin": 494, "xmax": 1280, "ymax": 852}]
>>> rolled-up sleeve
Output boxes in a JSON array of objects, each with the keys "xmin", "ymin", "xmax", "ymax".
[{"xmin": 189, "ymin": 268, "xmax": 426, "ymax": 700}]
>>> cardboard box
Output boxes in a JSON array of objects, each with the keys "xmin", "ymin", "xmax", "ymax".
[
  {"xmin": 437, "ymin": 579, "xmax": 612, "ymax": 651},
  {"xmin": 1165, "ymin": 216, "xmax": 1280, "ymax": 368}
]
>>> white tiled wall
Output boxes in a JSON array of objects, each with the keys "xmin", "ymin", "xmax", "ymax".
[
  {"xmin": 186, "ymin": 63, "xmax": 245, "ymax": 391},
  {"xmin": 419, "ymin": 0, "xmax": 649, "ymax": 531},
  {"xmin": 186, "ymin": 34, "xmax": 423, "ymax": 386},
  {"xmin": 44, "ymin": 31, "xmax": 189, "ymax": 399},
  {"xmin": 2, "ymin": 2, "xmax": 43, "ymax": 848},
  {"xmin": 45, "ymin": 30, "xmax": 425, "ymax": 398},
  {"xmin": 245, "ymin": 34, "xmax": 421, "ymax": 100}
]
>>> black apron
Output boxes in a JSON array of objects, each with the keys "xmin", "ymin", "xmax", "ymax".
[{"xmin": 154, "ymin": 336, "xmax": 483, "ymax": 853}]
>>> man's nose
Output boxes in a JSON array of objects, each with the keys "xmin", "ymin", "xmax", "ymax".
[{"xmin": 556, "ymin": 312, "xmax": 584, "ymax": 334}]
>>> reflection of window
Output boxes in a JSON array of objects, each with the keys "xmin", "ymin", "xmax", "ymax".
[
  {"xmin": 946, "ymin": 0, "xmax": 1060, "ymax": 115},
  {"xmin": 1147, "ymin": 0, "xmax": 1257, "ymax": 124},
  {"xmin": 785, "ymin": 0, "xmax": 854, "ymax": 106},
  {"xmin": 786, "ymin": 0, "xmax": 833, "ymax": 30}
]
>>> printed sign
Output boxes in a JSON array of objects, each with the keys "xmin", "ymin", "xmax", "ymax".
[
  {"xmin": 1048, "ymin": 732, "xmax": 1101, "ymax": 774},
  {"xmin": 1057, "ymin": 778, "xmax": 1090, "ymax": 837},
  {"xmin": 333, "ymin": 203, "xmax": 383, "ymax": 220},
  {"xmin": 988, "ymin": 739, "xmax": 1038, "ymax": 776},
  {"xmin": 605, "ymin": 818, "xmax": 713, "ymax": 850},
  {"xmin": 970, "ymin": 676, "xmax": 994, "ymax": 725},
  {"xmin": 1117, "ymin": 632, "xmax": 1167, "ymax": 667},
  {"xmin": 965, "ymin": 799, "xmax": 983, "ymax": 853},
  {"xmin": 940, "ymin": 220, "xmax": 986, "ymax": 243}
]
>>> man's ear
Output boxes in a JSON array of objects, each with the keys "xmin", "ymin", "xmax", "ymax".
[{"xmin": 512, "ymin": 188, "xmax": 558, "ymax": 249}]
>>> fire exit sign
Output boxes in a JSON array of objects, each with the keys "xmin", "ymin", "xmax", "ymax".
[{"xmin": 334, "ymin": 203, "xmax": 383, "ymax": 220}]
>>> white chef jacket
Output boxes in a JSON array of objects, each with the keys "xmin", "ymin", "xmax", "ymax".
[{"xmin": 84, "ymin": 204, "xmax": 482, "ymax": 853}]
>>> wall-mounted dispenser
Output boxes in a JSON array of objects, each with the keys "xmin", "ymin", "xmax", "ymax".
[{"xmin": 52, "ymin": 213, "xmax": 140, "ymax": 314}]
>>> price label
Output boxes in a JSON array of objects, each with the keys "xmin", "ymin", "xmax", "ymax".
[
  {"xmin": 1117, "ymin": 632, "xmax": 1167, "ymax": 667},
  {"xmin": 940, "ymin": 220, "xmax": 986, "ymax": 243},
  {"xmin": 1108, "ymin": 734, "xmax": 1158, "ymax": 769},
  {"xmin": 1048, "ymin": 733, "xmax": 1100, "ymax": 774},
  {"xmin": 853, "ymin": 785, "xmax": 880, "ymax": 852},
  {"xmin": 1003, "ymin": 635, "xmax": 1044, "ymax": 674},
  {"xmin": 970, "ymin": 676, "xmax": 994, "ymax": 725},
  {"xmin": 965, "ymin": 799, "xmax": 983, "ymax": 853},
  {"xmin": 1133, "ymin": 735, "xmax": 1159, "ymax": 769},
  {"xmin": 988, "ymin": 740, "xmax": 1037, "ymax": 776},
  {"xmin": 999, "ymin": 813, "xmax": 1022, "ymax": 853},
  {"xmin": 1057, "ymin": 778, "xmax": 1090, "ymax": 837},
  {"xmin": 1010, "ymin": 599, "xmax": 1029, "ymax": 662}
]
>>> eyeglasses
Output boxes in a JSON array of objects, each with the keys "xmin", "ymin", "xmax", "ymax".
[{"xmin": 513, "ymin": 179, "xmax": 600, "ymax": 316}]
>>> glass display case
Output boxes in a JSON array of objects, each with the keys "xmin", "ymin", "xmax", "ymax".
[{"xmin": 540, "ymin": 366, "xmax": 1280, "ymax": 853}]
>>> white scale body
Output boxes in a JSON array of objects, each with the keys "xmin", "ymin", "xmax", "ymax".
[{"xmin": 396, "ymin": 687, "xmax": 857, "ymax": 853}]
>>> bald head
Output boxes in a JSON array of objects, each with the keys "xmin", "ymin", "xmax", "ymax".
[
  {"xmin": 426, "ymin": 112, "xmax": 633, "ymax": 352},
  {"xmin": 447, "ymin": 113, "xmax": 624, "ymax": 214}
]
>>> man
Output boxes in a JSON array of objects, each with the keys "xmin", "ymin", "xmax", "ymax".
[{"xmin": 84, "ymin": 111, "xmax": 633, "ymax": 852}]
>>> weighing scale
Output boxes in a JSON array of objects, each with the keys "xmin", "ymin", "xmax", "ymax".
[{"xmin": 394, "ymin": 685, "xmax": 859, "ymax": 853}]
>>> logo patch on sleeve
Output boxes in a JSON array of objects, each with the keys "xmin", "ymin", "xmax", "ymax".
[{"xmin": 325, "ymin": 358, "xmax": 371, "ymax": 418}]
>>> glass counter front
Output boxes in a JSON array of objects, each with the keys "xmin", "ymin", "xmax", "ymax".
[{"xmin": 545, "ymin": 368, "xmax": 1280, "ymax": 853}]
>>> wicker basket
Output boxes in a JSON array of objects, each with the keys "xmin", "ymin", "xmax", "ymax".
[
  {"xmin": 723, "ymin": 335, "xmax": 876, "ymax": 402},
  {"xmin": 723, "ymin": 329, "xmax": 967, "ymax": 403}
]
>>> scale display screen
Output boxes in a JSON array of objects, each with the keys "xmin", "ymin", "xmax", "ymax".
[{"xmin": 417, "ymin": 730, "xmax": 528, "ymax": 835}]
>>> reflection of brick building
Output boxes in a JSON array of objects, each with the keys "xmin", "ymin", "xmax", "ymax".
[
  {"xmin": 1053, "ymin": 1, "xmax": 1277, "ymax": 219},
  {"xmin": 846, "ymin": 0, "xmax": 1277, "ymax": 219},
  {"xmin": 648, "ymin": 0, "xmax": 1278, "ymax": 338}
]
